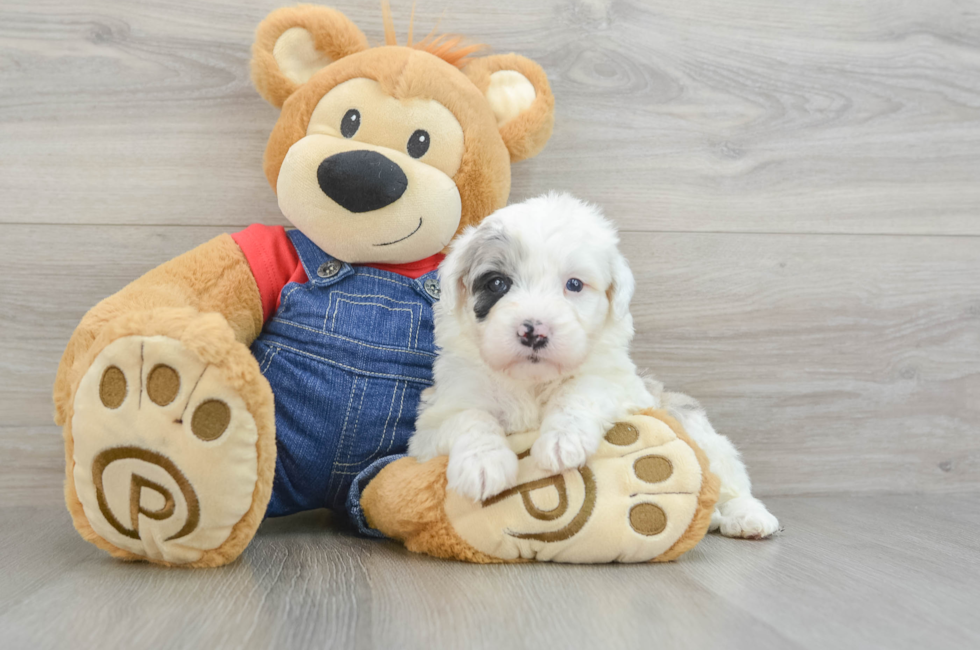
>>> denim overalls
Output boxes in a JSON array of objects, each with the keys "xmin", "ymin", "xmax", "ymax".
[{"xmin": 250, "ymin": 230, "xmax": 440, "ymax": 533}]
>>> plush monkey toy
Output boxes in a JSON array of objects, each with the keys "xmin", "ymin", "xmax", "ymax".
[{"xmin": 54, "ymin": 5, "xmax": 717, "ymax": 567}]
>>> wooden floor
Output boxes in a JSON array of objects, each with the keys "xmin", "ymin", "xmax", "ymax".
[
  {"xmin": 3, "ymin": 495, "xmax": 979, "ymax": 650},
  {"xmin": 1, "ymin": 0, "xmax": 978, "ymax": 648}
]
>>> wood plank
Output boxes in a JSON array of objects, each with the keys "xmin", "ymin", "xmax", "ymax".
[
  {"xmin": 0, "ymin": 224, "xmax": 232, "ymax": 429},
  {"xmin": 1, "ymin": 495, "xmax": 978, "ymax": 649},
  {"xmin": 1, "ymin": 224, "xmax": 977, "ymax": 501},
  {"xmin": 629, "ymin": 230, "xmax": 980, "ymax": 495},
  {"xmin": 2, "ymin": 1, "xmax": 979, "ymax": 233},
  {"xmin": 0, "ymin": 427, "xmax": 63, "ymax": 507},
  {"xmin": 4, "ymin": 0, "xmax": 980, "ymax": 646}
]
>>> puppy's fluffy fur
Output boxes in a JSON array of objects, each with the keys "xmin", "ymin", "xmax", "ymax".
[{"xmin": 410, "ymin": 193, "xmax": 779, "ymax": 538}]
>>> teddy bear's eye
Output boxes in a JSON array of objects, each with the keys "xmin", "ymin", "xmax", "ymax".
[
  {"xmin": 407, "ymin": 129, "xmax": 430, "ymax": 158},
  {"xmin": 341, "ymin": 109, "xmax": 360, "ymax": 138}
]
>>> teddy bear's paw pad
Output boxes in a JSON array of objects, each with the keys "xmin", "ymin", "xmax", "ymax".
[
  {"xmin": 70, "ymin": 335, "xmax": 260, "ymax": 564},
  {"xmin": 444, "ymin": 415, "xmax": 705, "ymax": 563}
]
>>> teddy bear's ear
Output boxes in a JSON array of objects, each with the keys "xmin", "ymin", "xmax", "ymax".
[
  {"xmin": 464, "ymin": 54, "xmax": 555, "ymax": 162},
  {"xmin": 251, "ymin": 5, "xmax": 370, "ymax": 108}
]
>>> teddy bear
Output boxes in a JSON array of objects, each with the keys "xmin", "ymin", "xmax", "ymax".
[{"xmin": 53, "ymin": 4, "xmax": 718, "ymax": 567}]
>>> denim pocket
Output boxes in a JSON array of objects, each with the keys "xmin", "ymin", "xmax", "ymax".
[{"xmin": 323, "ymin": 289, "xmax": 426, "ymax": 351}]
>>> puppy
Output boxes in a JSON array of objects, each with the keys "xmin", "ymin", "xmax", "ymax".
[{"xmin": 409, "ymin": 193, "xmax": 780, "ymax": 539}]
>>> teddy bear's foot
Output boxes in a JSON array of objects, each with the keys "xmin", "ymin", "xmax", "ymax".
[
  {"xmin": 362, "ymin": 410, "xmax": 719, "ymax": 564},
  {"xmin": 64, "ymin": 311, "xmax": 276, "ymax": 567}
]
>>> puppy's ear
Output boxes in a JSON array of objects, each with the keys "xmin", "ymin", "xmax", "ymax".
[
  {"xmin": 463, "ymin": 54, "xmax": 555, "ymax": 162},
  {"xmin": 252, "ymin": 6, "xmax": 369, "ymax": 108},
  {"xmin": 608, "ymin": 251, "xmax": 636, "ymax": 322},
  {"xmin": 438, "ymin": 227, "xmax": 479, "ymax": 314}
]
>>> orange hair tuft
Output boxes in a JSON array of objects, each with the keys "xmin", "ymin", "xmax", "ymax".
[{"xmin": 381, "ymin": 1, "xmax": 485, "ymax": 68}]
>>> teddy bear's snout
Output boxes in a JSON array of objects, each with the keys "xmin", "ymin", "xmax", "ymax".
[{"xmin": 317, "ymin": 150, "xmax": 408, "ymax": 213}]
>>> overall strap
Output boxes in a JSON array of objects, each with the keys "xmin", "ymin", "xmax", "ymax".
[
  {"xmin": 286, "ymin": 228, "xmax": 442, "ymax": 303},
  {"xmin": 287, "ymin": 229, "xmax": 352, "ymax": 287}
]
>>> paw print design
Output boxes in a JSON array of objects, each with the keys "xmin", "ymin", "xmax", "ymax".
[
  {"xmin": 70, "ymin": 335, "xmax": 262, "ymax": 565},
  {"xmin": 443, "ymin": 414, "xmax": 714, "ymax": 563}
]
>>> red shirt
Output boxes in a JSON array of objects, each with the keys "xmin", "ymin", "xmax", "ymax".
[{"xmin": 232, "ymin": 224, "xmax": 444, "ymax": 322}]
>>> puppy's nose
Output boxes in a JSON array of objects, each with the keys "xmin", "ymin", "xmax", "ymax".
[
  {"xmin": 317, "ymin": 150, "xmax": 408, "ymax": 213},
  {"xmin": 518, "ymin": 321, "xmax": 549, "ymax": 350}
]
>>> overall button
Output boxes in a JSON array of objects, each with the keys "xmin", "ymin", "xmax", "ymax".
[
  {"xmin": 423, "ymin": 278, "xmax": 441, "ymax": 300},
  {"xmin": 317, "ymin": 260, "xmax": 342, "ymax": 278}
]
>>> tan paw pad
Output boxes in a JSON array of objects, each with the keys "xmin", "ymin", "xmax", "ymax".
[
  {"xmin": 444, "ymin": 414, "xmax": 705, "ymax": 563},
  {"xmin": 71, "ymin": 336, "xmax": 259, "ymax": 564}
]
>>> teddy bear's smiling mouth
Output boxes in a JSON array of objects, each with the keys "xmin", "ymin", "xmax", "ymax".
[{"xmin": 374, "ymin": 217, "xmax": 423, "ymax": 247}]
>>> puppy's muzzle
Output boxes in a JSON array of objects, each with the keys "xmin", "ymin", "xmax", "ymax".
[
  {"xmin": 518, "ymin": 321, "xmax": 549, "ymax": 351},
  {"xmin": 317, "ymin": 150, "xmax": 408, "ymax": 213}
]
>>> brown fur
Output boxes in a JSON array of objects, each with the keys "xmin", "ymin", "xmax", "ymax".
[
  {"xmin": 54, "ymin": 235, "xmax": 262, "ymax": 427},
  {"xmin": 62, "ymin": 308, "xmax": 276, "ymax": 568},
  {"xmin": 362, "ymin": 456, "xmax": 513, "ymax": 564},
  {"xmin": 362, "ymin": 408, "xmax": 719, "ymax": 563},
  {"xmin": 251, "ymin": 5, "xmax": 369, "ymax": 108},
  {"xmin": 254, "ymin": 6, "xmax": 553, "ymax": 239},
  {"xmin": 463, "ymin": 54, "xmax": 556, "ymax": 162},
  {"xmin": 260, "ymin": 46, "xmax": 521, "ymax": 239},
  {"xmin": 56, "ymin": 4, "xmax": 555, "ymax": 567},
  {"xmin": 56, "ymin": 236, "xmax": 269, "ymax": 568}
]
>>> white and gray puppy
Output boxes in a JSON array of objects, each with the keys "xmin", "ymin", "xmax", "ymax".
[{"xmin": 409, "ymin": 192, "xmax": 780, "ymax": 538}]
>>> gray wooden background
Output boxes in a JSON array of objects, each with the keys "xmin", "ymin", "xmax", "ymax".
[
  {"xmin": 1, "ymin": 1, "xmax": 979, "ymax": 648},
  {"xmin": 3, "ymin": 0, "xmax": 976, "ymax": 503}
]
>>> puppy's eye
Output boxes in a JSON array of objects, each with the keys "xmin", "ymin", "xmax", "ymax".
[
  {"xmin": 407, "ymin": 129, "xmax": 430, "ymax": 158},
  {"xmin": 486, "ymin": 276, "xmax": 510, "ymax": 294},
  {"xmin": 566, "ymin": 278, "xmax": 584, "ymax": 292},
  {"xmin": 341, "ymin": 109, "xmax": 360, "ymax": 138}
]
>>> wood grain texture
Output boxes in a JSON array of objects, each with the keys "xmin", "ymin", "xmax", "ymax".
[
  {"xmin": 4, "ymin": 2, "xmax": 979, "ymax": 647},
  {"xmin": 0, "ymin": 427, "xmax": 64, "ymax": 507},
  {"xmin": 2, "ymin": 0, "xmax": 980, "ymax": 232},
  {"xmin": 2, "ymin": 223, "xmax": 976, "ymax": 498},
  {"xmin": 1, "ymin": 496, "xmax": 978, "ymax": 650}
]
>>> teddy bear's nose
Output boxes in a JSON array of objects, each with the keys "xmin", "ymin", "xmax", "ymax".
[{"xmin": 317, "ymin": 150, "xmax": 408, "ymax": 213}]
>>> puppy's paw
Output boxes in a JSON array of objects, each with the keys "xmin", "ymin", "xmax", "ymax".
[
  {"xmin": 447, "ymin": 435, "xmax": 519, "ymax": 502},
  {"xmin": 711, "ymin": 496, "xmax": 780, "ymax": 539},
  {"xmin": 531, "ymin": 422, "xmax": 602, "ymax": 474}
]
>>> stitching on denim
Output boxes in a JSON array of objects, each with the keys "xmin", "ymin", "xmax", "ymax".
[
  {"xmin": 287, "ymin": 231, "xmax": 326, "ymax": 281},
  {"xmin": 388, "ymin": 379, "xmax": 408, "ymax": 456},
  {"xmin": 295, "ymin": 257, "xmax": 315, "ymax": 284},
  {"xmin": 333, "ymin": 380, "xmax": 401, "ymax": 467},
  {"xmin": 327, "ymin": 291, "xmax": 422, "ymax": 308},
  {"xmin": 331, "ymin": 298, "xmax": 416, "ymax": 348},
  {"xmin": 326, "ymin": 376, "xmax": 360, "ymax": 502},
  {"xmin": 278, "ymin": 282, "xmax": 306, "ymax": 310},
  {"xmin": 265, "ymin": 347, "xmax": 280, "ymax": 373},
  {"xmin": 323, "ymin": 291, "xmax": 421, "ymax": 348},
  {"xmin": 327, "ymin": 296, "xmax": 416, "ymax": 337},
  {"xmin": 352, "ymin": 272, "xmax": 415, "ymax": 290},
  {"xmin": 269, "ymin": 319, "xmax": 436, "ymax": 358},
  {"xmin": 382, "ymin": 381, "xmax": 402, "ymax": 458},
  {"xmin": 253, "ymin": 343, "xmax": 271, "ymax": 372},
  {"xmin": 271, "ymin": 342, "xmax": 433, "ymax": 385},
  {"xmin": 259, "ymin": 345, "xmax": 280, "ymax": 373},
  {"xmin": 343, "ymin": 382, "xmax": 358, "ymax": 430},
  {"xmin": 343, "ymin": 378, "xmax": 370, "ymax": 474}
]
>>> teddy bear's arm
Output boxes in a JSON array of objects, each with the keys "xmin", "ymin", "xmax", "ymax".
[{"xmin": 53, "ymin": 234, "xmax": 262, "ymax": 425}]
